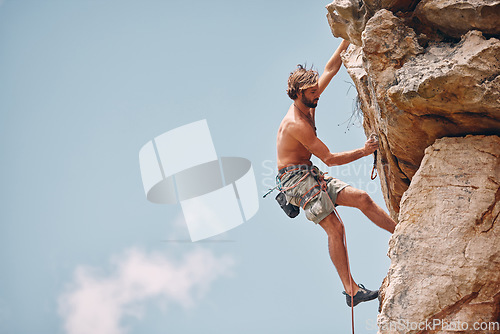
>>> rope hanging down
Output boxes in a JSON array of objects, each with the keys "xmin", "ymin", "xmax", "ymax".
[
  {"xmin": 265, "ymin": 133, "xmax": 381, "ymax": 334},
  {"xmin": 317, "ymin": 176, "xmax": 355, "ymax": 334}
]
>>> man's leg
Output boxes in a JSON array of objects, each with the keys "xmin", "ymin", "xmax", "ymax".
[
  {"xmin": 336, "ymin": 186, "xmax": 396, "ymax": 233},
  {"xmin": 319, "ymin": 212, "xmax": 359, "ymax": 296}
]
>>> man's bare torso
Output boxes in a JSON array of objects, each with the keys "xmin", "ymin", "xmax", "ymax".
[{"xmin": 277, "ymin": 104, "xmax": 316, "ymax": 170}]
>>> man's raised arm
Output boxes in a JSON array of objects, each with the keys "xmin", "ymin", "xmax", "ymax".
[{"xmin": 317, "ymin": 39, "xmax": 350, "ymax": 95}]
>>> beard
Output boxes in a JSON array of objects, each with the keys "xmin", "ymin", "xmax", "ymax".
[{"xmin": 301, "ymin": 95, "xmax": 319, "ymax": 108}]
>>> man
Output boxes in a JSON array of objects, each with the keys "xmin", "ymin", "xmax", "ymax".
[{"xmin": 276, "ymin": 39, "xmax": 396, "ymax": 307}]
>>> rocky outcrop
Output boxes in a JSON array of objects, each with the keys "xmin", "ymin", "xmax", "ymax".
[
  {"xmin": 388, "ymin": 30, "xmax": 500, "ymax": 120},
  {"xmin": 330, "ymin": 7, "xmax": 500, "ymax": 217},
  {"xmin": 378, "ymin": 136, "xmax": 500, "ymax": 334},
  {"xmin": 326, "ymin": 0, "xmax": 420, "ymax": 46},
  {"xmin": 415, "ymin": 0, "xmax": 500, "ymax": 39},
  {"xmin": 326, "ymin": 0, "xmax": 500, "ymax": 332}
]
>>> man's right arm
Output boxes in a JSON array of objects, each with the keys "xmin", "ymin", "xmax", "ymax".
[
  {"xmin": 317, "ymin": 39, "xmax": 350, "ymax": 96},
  {"xmin": 292, "ymin": 123, "xmax": 378, "ymax": 166}
]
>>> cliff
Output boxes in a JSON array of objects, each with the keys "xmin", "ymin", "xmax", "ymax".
[{"xmin": 326, "ymin": 0, "xmax": 500, "ymax": 332}]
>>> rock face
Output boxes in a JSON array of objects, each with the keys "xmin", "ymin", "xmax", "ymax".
[
  {"xmin": 331, "ymin": 7, "xmax": 500, "ymax": 217},
  {"xmin": 379, "ymin": 136, "xmax": 500, "ymax": 333},
  {"xmin": 326, "ymin": 0, "xmax": 420, "ymax": 46},
  {"xmin": 415, "ymin": 0, "xmax": 500, "ymax": 39},
  {"xmin": 326, "ymin": 0, "xmax": 500, "ymax": 332}
]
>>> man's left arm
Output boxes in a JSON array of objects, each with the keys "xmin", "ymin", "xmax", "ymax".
[{"xmin": 317, "ymin": 39, "xmax": 350, "ymax": 95}]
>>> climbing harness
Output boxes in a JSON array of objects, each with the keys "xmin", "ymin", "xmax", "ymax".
[
  {"xmin": 264, "ymin": 165, "xmax": 320, "ymax": 218},
  {"xmin": 268, "ymin": 165, "xmax": 332, "ymax": 218}
]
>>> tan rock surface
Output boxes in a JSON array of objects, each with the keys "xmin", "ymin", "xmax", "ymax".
[
  {"xmin": 326, "ymin": 1, "xmax": 500, "ymax": 331},
  {"xmin": 326, "ymin": 0, "xmax": 373, "ymax": 46},
  {"xmin": 342, "ymin": 9, "xmax": 425, "ymax": 217},
  {"xmin": 388, "ymin": 30, "xmax": 500, "ymax": 118},
  {"xmin": 338, "ymin": 11, "xmax": 500, "ymax": 217},
  {"xmin": 415, "ymin": 0, "xmax": 500, "ymax": 39},
  {"xmin": 378, "ymin": 135, "xmax": 500, "ymax": 334},
  {"xmin": 326, "ymin": 0, "xmax": 421, "ymax": 46}
]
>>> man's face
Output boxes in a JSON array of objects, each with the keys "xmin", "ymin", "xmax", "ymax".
[{"xmin": 300, "ymin": 84, "xmax": 320, "ymax": 108}]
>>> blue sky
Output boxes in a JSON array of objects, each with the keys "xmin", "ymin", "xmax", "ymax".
[{"xmin": 1, "ymin": 1, "xmax": 392, "ymax": 333}]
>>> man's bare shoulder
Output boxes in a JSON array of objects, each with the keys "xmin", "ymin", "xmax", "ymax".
[{"xmin": 279, "ymin": 106, "xmax": 314, "ymax": 137}]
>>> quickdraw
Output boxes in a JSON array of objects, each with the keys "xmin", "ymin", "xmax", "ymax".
[
  {"xmin": 369, "ymin": 134, "xmax": 378, "ymax": 180},
  {"xmin": 371, "ymin": 150, "xmax": 378, "ymax": 180}
]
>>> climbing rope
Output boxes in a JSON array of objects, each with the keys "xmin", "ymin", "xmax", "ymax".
[
  {"xmin": 335, "ymin": 205, "xmax": 355, "ymax": 334},
  {"xmin": 263, "ymin": 168, "xmax": 310, "ymax": 198},
  {"xmin": 317, "ymin": 175, "xmax": 355, "ymax": 334},
  {"xmin": 267, "ymin": 131, "xmax": 381, "ymax": 333}
]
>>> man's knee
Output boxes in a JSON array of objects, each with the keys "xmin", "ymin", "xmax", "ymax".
[
  {"xmin": 336, "ymin": 186, "xmax": 372, "ymax": 209},
  {"xmin": 356, "ymin": 190, "xmax": 373, "ymax": 210}
]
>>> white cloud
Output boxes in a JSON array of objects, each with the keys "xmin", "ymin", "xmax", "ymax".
[{"xmin": 58, "ymin": 248, "xmax": 234, "ymax": 334}]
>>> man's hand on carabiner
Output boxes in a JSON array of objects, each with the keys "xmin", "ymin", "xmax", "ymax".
[{"xmin": 363, "ymin": 136, "xmax": 379, "ymax": 156}]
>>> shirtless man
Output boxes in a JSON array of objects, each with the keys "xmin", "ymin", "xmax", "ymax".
[{"xmin": 276, "ymin": 39, "xmax": 396, "ymax": 307}]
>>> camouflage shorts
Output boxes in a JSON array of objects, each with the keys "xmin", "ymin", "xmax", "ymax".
[{"xmin": 278, "ymin": 166, "xmax": 349, "ymax": 224}]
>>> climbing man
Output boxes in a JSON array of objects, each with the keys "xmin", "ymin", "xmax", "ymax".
[{"xmin": 276, "ymin": 39, "xmax": 396, "ymax": 307}]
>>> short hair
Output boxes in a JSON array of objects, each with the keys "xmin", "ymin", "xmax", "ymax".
[{"xmin": 286, "ymin": 64, "xmax": 319, "ymax": 100}]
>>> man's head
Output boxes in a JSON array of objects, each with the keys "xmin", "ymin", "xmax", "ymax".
[{"xmin": 287, "ymin": 64, "xmax": 319, "ymax": 107}]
